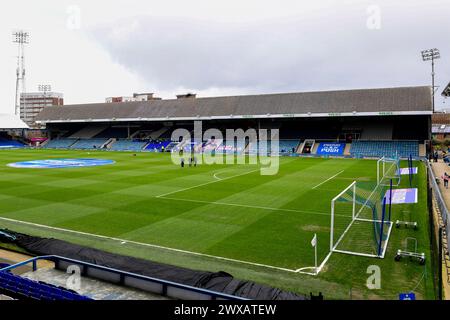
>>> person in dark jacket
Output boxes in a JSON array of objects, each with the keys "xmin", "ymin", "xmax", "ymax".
[{"xmin": 443, "ymin": 173, "xmax": 449, "ymax": 189}]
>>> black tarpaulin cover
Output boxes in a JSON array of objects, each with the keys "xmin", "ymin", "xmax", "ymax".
[{"xmin": 7, "ymin": 230, "xmax": 307, "ymax": 300}]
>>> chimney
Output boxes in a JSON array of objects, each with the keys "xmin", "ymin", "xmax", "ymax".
[{"xmin": 176, "ymin": 93, "xmax": 196, "ymax": 99}]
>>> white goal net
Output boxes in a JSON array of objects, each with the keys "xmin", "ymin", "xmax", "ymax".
[
  {"xmin": 330, "ymin": 180, "xmax": 393, "ymax": 258},
  {"xmin": 377, "ymin": 156, "xmax": 401, "ymax": 187}
]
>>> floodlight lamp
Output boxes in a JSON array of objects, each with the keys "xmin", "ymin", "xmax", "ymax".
[{"xmin": 421, "ymin": 48, "xmax": 440, "ymax": 61}]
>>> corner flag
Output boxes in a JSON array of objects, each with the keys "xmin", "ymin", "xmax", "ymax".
[
  {"xmin": 311, "ymin": 233, "xmax": 318, "ymax": 271},
  {"xmin": 311, "ymin": 234, "xmax": 317, "ymax": 247}
]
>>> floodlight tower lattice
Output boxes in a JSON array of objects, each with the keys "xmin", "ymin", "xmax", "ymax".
[
  {"xmin": 421, "ymin": 48, "xmax": 440, "ymax": 113},
  {"xmin": 12, "ymin": 30, "xmax": 30, "ymax": 118}
]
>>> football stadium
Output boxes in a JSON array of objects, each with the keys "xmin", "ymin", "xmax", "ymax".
[
  {"xmin": 3, "ymin": 1, "xmax": 450, "ymax": 308},
  {"xmin": 0, "ymin": 85, "xmax": 444, "ymax": 301}
]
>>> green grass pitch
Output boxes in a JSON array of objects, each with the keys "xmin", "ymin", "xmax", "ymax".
[{"xmin": 0, "ymin": 149, "xmax": 436, "ymax": 299}]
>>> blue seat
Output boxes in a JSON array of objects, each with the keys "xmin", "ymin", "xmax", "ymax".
[
  {"xmin": 350, "ymin": 141, "xmax": 418, "ymax": 158},
  {"xmin": 70, "ymin": 139, "xmax": 109, "ymax": 149},
  {"xmin": 45, "ymin": 138, "xmax": 78, "ymax": 149},
  {"xmin": 0, "ymin": 271, "xmax": 92, "ymax": 301},
  {"xmin": 110, "ymin": 139, "xmax": 147, "ymax": 151},
  {"xmin": 0, "ymin": 138, "xmax": 24, "ymax": 148},
  {"xmin": 144, "ymin": 140, "xmax": 171, "ymax": 152}
]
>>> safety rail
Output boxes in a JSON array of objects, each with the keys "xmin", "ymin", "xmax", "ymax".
[
  {"xmin": 0, "ymin": 255, "xmax": 247, "ymax": 301},
  {"xmin": 427, "ymin": 160, "xmax": 450, "ymax": 255}
]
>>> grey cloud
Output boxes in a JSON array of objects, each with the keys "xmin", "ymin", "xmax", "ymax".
[{"xmin": 89, "ymin": 3, "xmax": 450, "ymax": 97}]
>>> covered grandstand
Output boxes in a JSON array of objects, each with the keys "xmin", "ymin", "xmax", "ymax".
[
  {"xmin": 34, "ymin": 86, "xmax": 432, "ymax": 158},
  {"xmin": 0, "ymin": 113, "xmax": 28, "ymax": 149}
]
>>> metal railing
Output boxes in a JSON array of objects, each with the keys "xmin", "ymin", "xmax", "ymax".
[
  {"xmin": 0, "ymin": 255, "xmax": 247, "ymax": 301},
  {"xmin": 427, "ymin": 160, "xmax": 450, "ymax": 255}
]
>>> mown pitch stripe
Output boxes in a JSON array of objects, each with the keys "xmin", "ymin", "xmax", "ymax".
[
  {"xmin": 0, "ymin": 216, "xmax": 300, "ymax": 273},
  {"xmin": 156, "ymin": 168, "xmax": 261, "ymax": 198},
  {"xmin": 312, "ymin": 170, "xmax": 344, "ymax": 190},
  {"xmin": 157, "ymin": 195, "xmax": 342, "ymax": 217}
]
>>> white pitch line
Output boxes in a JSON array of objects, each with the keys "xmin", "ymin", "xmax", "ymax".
[
  {"xmin": 0, "ymin": 216, "xmax": 297, "ymax": 273},
  {"xmin": 158, "ymin": 195, "xmax": 344, "ymax": 218},
  {"xmin": 312, "ymin": 170, "xmax": 345, "ymax": 190},
  {"xmin": 210, "ymin": 167, "xmax": 240, "ymax": 181},
  {"xmin": 156, "ymin": 168, "xmax": 260, "ymax": 198}
]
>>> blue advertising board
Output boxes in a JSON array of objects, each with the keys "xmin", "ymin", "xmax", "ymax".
[
  {"xmin": 399, "ymin": 293, "xmax": 416, "ymax": 300},
  {"xmin": 316, "ymin": 143, "xmax": 345, "ymax": 156}
]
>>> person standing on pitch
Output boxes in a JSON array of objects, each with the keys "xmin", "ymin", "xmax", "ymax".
[{"xmin": 179, "ymin": 149, "xmax": 185, "ymax": 168}]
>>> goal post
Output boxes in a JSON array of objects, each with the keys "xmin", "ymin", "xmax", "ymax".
[
  {"xmin": 330, "ymin": 180, "xmax": 393, "ymax": 258},
  {"xmin": 377, "ymin": 156, "xmax": 401, "ymax": 187},
  {"xmin": 330, "ymin": 181, "xmax": 356, "ymax": 252}
]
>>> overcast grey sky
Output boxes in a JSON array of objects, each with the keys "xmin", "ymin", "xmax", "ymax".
[{"xmin": 1, "ymin": 0, "xmax": 449, "ymax": 114}]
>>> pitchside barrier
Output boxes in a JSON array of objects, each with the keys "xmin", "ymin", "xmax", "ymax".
[
  {"xmin": 427, "ymin": 160, "xmax": 450, "ymax": 256},
  {"xmin": 426, "ymin": 159, "xmax": 447, "ymax": 299}
]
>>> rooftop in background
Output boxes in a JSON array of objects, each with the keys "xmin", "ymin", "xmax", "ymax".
[
  {"xmin": 36, "ymin": 86, "xmax": 432, "ymax": 124},
  {"xmin": 432, "ymin": 113, "xmax": 450, "ymax": 124},
  {"xmin": 106, "ymin": 93, "xmax": 161, "ymax": 103},
  {"xmin": 21, "ymin": 92, "xmax": 63, "ymax": 99},
  {"xmin": 20, "ymin": 92, "xmax": 64, "ymax": 128}
]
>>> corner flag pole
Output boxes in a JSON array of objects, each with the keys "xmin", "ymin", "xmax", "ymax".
[
  {"xmin": 311, "ymin": 233, "xmax": 318, "ymax": 272},
  {"xmin": 315, "ymin": 237, "xmax": 318, "ymax": 271}
]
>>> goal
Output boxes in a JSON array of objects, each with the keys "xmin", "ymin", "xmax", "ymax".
[
  {"xmin": 330, "ymin": 180, "xmax": 393, "ymax": 258},
  {"xmin": 377, "ymin": 156, "xmax": 401, "ymax": 187}
]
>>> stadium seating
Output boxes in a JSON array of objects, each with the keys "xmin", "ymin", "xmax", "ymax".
[
  {"xmin": 144, "ymin": 140, "xmax": 171, "ymax": 152},
  {"xmin": 94, "ymin": 127, "xmax": 132, "ymax": 139},
  {"xmin": 216, "ymin": 140, "xmax": 247, "ymax": 154},
  {"xmin": 350, "ymin": 140, "xmax": 419, "ymax": 158},
  {"xmin": 183, "ymin": 141, "xmax": 203, "ymax": 153},
  {"xmin": 0, "ymin": 269, "xmax": 92, "ymax": 301},
  {"xmin": 278, "ymin": 140, "xmax": 300, "ymax": 154},
  {"xmin": 0, "ymin": 138, "xmax": 24, "ymax": 148},
  {"xmin": 202, "ymin": 139, "xmax": 223, "ymax": 153},
  {"xmin": 247, "ymin": 140, "xmax": 299, "ymax": 155},
  {"xmin": 109, "ymin": 139, "xmax": 147, "ymax": 151},
  {"xmin": 45, "ymin": 139, "xmax": 78, "ymax": 149},
  {"xmin": 71, "ymin": 139, "xmax": 109, "ymax": 149},
  {"xmin": 247, "ymin": 141, "xmax": 272, "ymax": 155},
  {"xmin": 164, "ymin": 141, "xmax": 180, "ymax": 152}
]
